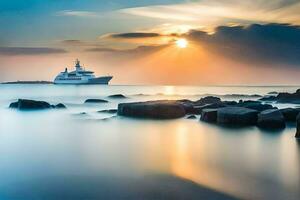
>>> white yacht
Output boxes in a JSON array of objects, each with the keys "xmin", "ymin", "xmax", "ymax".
[{"xmin": 54, "ymin": 59, "xmax": 113, "ymax": 84}]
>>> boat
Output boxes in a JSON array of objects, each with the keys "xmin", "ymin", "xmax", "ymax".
[{"xmin": 54, "ymin": 59, "xmax": 113, "ymax": 84}]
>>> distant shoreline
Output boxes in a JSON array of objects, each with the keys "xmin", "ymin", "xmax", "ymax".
[{"xmin": 1, "ymin": 81, "xmax": 53, "ymax": 84}]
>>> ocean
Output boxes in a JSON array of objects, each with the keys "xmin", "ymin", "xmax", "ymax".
[{"xmin": 0, "ymin": 84, "xmax": 299, "ymax": 200}]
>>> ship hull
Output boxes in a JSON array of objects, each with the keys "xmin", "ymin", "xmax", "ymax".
[{"xmin": 54, "ymin": 76, "xmax": 113, "ymax": 85}]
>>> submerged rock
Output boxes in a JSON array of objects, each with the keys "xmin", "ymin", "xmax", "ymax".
[
  {"xmin": 85, "ymin": 99, "xmax": 108, "ymax": 103},
  {"xmin": 108, "ymin": 94, "xmax": 127, "ymax": 99},
  {"xmin": 98, "ymin": 109, "xmax": 118, "ymax": 114},
  {"xmin": 280, "ymin": 108, "xmax": 300, "ymax": 121},
  {"xmin": 187, "ymin": 115, "xmax": 197, "ymax": 119},
  {"xmin": 9, "ymin": 99, "xmax": 51, "ymax": 110},
  {"xmin": 296, "ymin": 114, "xmax": 300, "ymax": 138},
  {"xmin": 257, "ymin": 109, "xmax": 286, "ymax": 129},
  {"xmin": 54, "ymin": 103, "xmax": 67, "ymax": 109},
  {"xmin": 237, "ymin": 100, "xmax": 275, "ymax": 111},
  {"xmin": 200, "ymin": 109, "xmax": 218, "ymax": 122},
  {"xmin": 118, "ymin": 100, "xmax": 186, "ymax": 119},
  {"xmin": 217, "ymin": 107, "xmax": 258, "ymax": 126}
]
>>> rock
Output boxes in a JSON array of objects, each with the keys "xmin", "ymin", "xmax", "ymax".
[
  {"xmin": 280, "ymin": 108, "xmax": 300, "ymax": 121},
  {"xmin": 55, "ymin": 103, "xmax": 67, "ymax": 109},
  {"xmin": 200, "ymin": 109, "xmax": 218, "ymax": 122},
  {"xmin": 85, "ymin": 99, "xmax": 108, "ymax": 103},
  {"xmin": 194, "ymin": 102, "xmax": 227, "ymax": 114},
  {"xmin": 108, "ymin": 94, "xmax": 127, "ymax": 99},
  {"xmin": 260, "ymin": 89, "xmax": 300, "ymax": 103},
  {"xmin": 237, "ymin": 100, "xmax": 275, "ymax": 111},
  {"xmin": 296, "ymin": 114, "xmax": 300, "ymax": 138},
  {"xmin": 176, "ymin": 100, "xmax": 197, "ymax": 114},
  {"xmin": 257, "ymin": 109, "xmax": 286, "ymax": 129},
  {"xmin": 9, "ymin": 99, "xmax": 51, "ymax": 110},
  {"xmin": 268, "ymin": 91, "xmax": 278, "ymax": 95},
  {"xmin": 118, "ymin": 100, "xmax": 186, "ymax": 119},
  {"xmin": 194, "ymin": 96, "xmax": 221, "ymax": 106},
  {"xmin": 187, "ymin": 115, "xmax": 197, "ymax": 119},
  {"xmin": 217, "ymin": 107, "xmax": 258, "ymax": 126},
  {"xmin": 98, "ymin": 109, "xmax": 118, "ymax": 114}
]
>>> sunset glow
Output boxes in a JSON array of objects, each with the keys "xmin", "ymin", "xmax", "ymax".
[{"xmin": 176, "ymin": 39, "xmax": 188, "ymax": 49}]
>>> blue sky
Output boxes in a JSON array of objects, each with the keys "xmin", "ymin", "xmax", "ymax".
[{"xmin": 0, "ymin": 0, "xmax": 184, "ymax": 46}]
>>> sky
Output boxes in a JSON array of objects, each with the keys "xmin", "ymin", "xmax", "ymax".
[{"xmin": 1, "ymin": 0, "xmax": 300, "ymax": 85}]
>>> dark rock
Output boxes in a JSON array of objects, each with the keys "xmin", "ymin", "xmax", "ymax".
[
  {"xmin": 237, "ymin": 100, "xmax": 275, "ymax": 111},
  {"xmin": 268, "ymin": 91, "xmax": 278, "ymax": 95},
  {"xmin": 217, "ymin": 107, "xmax": 258, "ymax": 126},
  {"xmin": 55, "ymin": 103, "xmax": 67, "ymax": 109},
  {"xmin": 194, "ymin": 96, "xmax": 221, "ymax": 106},
  {"xmin": 108, "ymin": 94, "xmax": 127, "ymax": 99},
  {"xmin": 296, "ymin": 114, "xmax": 300, "ymax": 138},
  {"xmin": 118, "ymin": 100, "xmax": 186, "ymax": 119},
  {"xmin": 280, "ymin": 108, "xmax": 300, "ymax": 121},
  {"xmin": 176, "ymin": 100, "xmax": 196, "ymax": 114},
  {"xmin": 195, "ymin": 102, "xmax": 227, "ymax": 114},
  {"xmin": 98, "ymin": 109, "xmax": 118, "ymax": 114},
  {"xmin": 85, "ymin": 99, "xmax": 108, "ymax": 103},
  {"xmin": 257, "ymin": 109, "xmax": 286, "ymax": 129},
  {"xmin": 259, "ymin": 96, "xmax": 277, "ymax": 101},
  {"xmin": 187, "ymin": 115, "xmax": 197, "ymax": 119},
  {"xmin": 223, "ymin": 101, "xmax": 238, "ymax": 106},
  {"xmin": 200, "ymin": 109, "xmax": 218, "ymax": 122},
  {"xmin": 260, "ymin": 89, "xmax": 300, "ymax": 103},
  {"xmin": 9, "ymin": 99, "xmax": 51, "ymax": 110}
]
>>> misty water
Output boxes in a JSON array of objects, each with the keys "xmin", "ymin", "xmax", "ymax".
[{"xmin": 0, "ymin": 85, "xmax": 299, "ymax": 200}]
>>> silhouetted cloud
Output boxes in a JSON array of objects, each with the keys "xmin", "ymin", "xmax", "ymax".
[
  {"xmin": 86, "ymin": 47, "xmax": 118, "ymax": 52},
  {"xmin": 186, "ymin": 23, "xmax": 300, "ymax": 65},
  {"xmin": 0, "ymin": 47, "xmax": 67, "ymax": 56},
  {"xmin": 86, "ymin": 44, "xmax": 169, "ymax": 55},
  {"xmin": 109, "ymin": 32, "xmax": 161, "ymax": 39}
]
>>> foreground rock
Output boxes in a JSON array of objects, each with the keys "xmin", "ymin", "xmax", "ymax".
[
  {"xmin": 108, "ymin": 94, "xmax": 127, "ymax": 99},
  {"xmin": 260, "ymin": 89, "xmax": 300, "ymax": 103},
  {"xmin": 217, "ymin": 107, "xmax": 258, "ymax": 126},
  {"xmin": 9, "ymin": 99, "xmax": 51, "ymax": 110},
  {"xmin": 85, "ymin": 99, "xmax": 108, "ymax": 103},
  {"xmin": 280, "ymin": 108, "xmax": 300, "ymax": 121},
  {"xmin": 118, "ymin": 100, "xmax": 186, "ymax": 119},
  {"xmin": 296, "ymin": 114, "xmax": 300, "ymax": 138},
  {"xmin": 200, "ymin": 109, "xmax": 218, "ymax": 122},
  {"xmin": 257, "ymin": 109, "xmax": 286, "ymax": 129}
]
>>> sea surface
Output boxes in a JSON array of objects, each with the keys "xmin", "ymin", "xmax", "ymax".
[{"xmin": 0, "ymin": 85, "xmax": 299, "ymax": 200}]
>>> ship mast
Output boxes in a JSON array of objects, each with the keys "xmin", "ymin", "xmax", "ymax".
[{"xmin": 75, "ymin": 59, "xmax": 82, "ymax": 71}]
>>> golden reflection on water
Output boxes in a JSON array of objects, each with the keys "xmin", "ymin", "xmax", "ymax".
[{"xmin": 167, "ymin": 122, "xmax": 244, "ymax": 198}]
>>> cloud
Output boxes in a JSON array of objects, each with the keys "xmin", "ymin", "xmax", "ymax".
[
  {"xmin": 0, "ymin": 47, "xmax": 67, "ymax": 56},
  {"xmin": 120, "ymin": 0, "xmax": 300, "ymax": 27},
  {"xmin": 56, "ymin": 10, "xmax": 98, "ymax": 17},
  {"xmin": 86, "ymin": 44, "xmax": 169, "ymax": 55},
  {"xmin": 109, "ymin": 32, "xmax": 161, "ymax": 39},
  {"xmin": 86, "ymin": 47, "xmax": 118, "ymax": 52},
  {"xmin": 186, "ymin": 23, "xmax": 300, "ymax": 65}
]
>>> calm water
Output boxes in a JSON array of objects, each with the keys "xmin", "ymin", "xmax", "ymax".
[{"xmin": 0, "ymin": 85, "xmax": 299, "ymax": 200}]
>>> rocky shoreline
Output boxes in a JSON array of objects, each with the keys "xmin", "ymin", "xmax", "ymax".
[{"xmin": 8, "ymin": 89, "xmax": 300, "ymax": 138}]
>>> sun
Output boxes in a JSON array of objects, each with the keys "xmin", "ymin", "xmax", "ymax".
[{"xmin": 176, "ymin": 38, "xmax": 188, "ymax": 48}]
